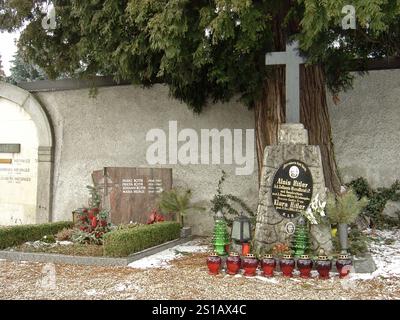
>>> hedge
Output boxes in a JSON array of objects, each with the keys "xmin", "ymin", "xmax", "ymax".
[
  {"xmin": 103, "ymin": 221, "xmax": 181, "ymax": 257},
  {"xmin": 0, "ymin": 221, "xmax": 73, "ymax": 249}
]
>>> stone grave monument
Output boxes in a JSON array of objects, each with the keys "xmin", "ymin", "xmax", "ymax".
[
  {"xmin": 92, "ymin": 167, "xmax": 173, "ymax": 225},
  {"xmin": 254, "ymin": 41, "xmax": 332, "ymax": 254}
]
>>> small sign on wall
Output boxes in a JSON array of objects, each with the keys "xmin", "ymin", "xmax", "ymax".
[
  {"xmin": 0, "ymin": 144, "xmax": 21, "ymax": 153},
  {"xmin": 0, "ymin": 159, "xmax": 12, "ymax": 164}
]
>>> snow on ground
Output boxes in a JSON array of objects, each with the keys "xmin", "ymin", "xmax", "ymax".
[
  {"xmin": 128, "ymin": 239, "xmax": 209, "ymax": 269},
  {"xmin": 128, "ymin": 229, "xmax": 400, "ymax": 282},
  {"xmin": 344, "ymin": 228, "xmax": 400, "ymax": 281},
  {"xmin": 362, "ymin": 229, "xmax": 400, "ymax": 278}
]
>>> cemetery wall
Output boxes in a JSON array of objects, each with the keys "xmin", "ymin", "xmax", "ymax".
[
  {"xmin": 34, "ymin": 84, "xmax": 259, "ymax": 235},
  {"xmin": 327, "ymin": 69, "xmax": 400, "ymax": 189}
]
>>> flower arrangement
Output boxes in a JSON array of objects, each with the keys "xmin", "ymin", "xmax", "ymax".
[
  {"xmin": 147, "ymin": 208, "xmax": 165, "ymax": 224},
  {"xmin": 71, "ymin": 185, "xmax": 111, "ymax": 245},
  {"xmin": 271, "ymin": 243, "xmax": 291, "ymax": 257},
  {"xmin": 302, "ymin": 193, "xmax": 327, "ymax": 225},
  {"xmin": 73, "ymin": 208, "xmax": 111, "ymax": 244}
]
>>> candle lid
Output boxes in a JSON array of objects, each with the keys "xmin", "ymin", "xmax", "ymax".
[
  {"xmin": 299, "ymin": 254, "xmax": 310, "ymax": 259},
  {"xmin": 263, "ymin": 254, "xmax": 273, "ymax": 259},
  {"xmin": 338, "ymin": 254, "xmax": 351, "ymax": 260},
  {"xmin": 245, "ymin": 253, "xmax": 256, "ymax": 258},
  {"xmin": 318, "ymin": 255, "xmax": 329, "ymax": 261},
  {"xmin": 210, "ymin": 251, "xmax": 219, "ymax": 257},
  {"xmin": 229, "ymin": 252, "xmax": 239, "ymax": 257},
  {"xmin": 283, "ymin": 254, "xmax": 293, "ymax": 259}
]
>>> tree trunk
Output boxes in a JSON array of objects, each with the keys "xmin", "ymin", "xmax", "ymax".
[
  {"xmin": 254, "ymin": 64, "xmax": 341, "ymax": 194},
  {"xmin": 300, "ymin": 65, "xmax": 342, "ymax": 193},
  {"xmin": 254, "ymin": 67, "xmax": 285, "ymax": 168}
]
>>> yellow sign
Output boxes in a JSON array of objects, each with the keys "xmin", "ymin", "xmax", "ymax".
[{"xmin": 0, "ymin": 159, "xmax": 12, "ymax": 164}]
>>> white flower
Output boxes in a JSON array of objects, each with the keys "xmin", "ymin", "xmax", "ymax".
[
  {"xmin": 311, "ymin": 201, "xmax": 317, "ymax": 210},
  {"xmin": 302, "ymin": 194, "xmax": 328, "ymax": 225},
  {"xmin": 205, "ymin": 27, "xmax": 212, "ymax": 38}
]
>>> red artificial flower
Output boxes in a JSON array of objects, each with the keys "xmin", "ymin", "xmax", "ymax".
[
  {"xmin": 91, "ymin": 217, "xmax": 97, "ymax": 228},
  {"xmin": 146, "ymin": 209, "xmax": 165, "ymax": 224}
]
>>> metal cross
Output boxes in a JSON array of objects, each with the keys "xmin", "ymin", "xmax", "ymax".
[
  {"xmin": 97, "ymin": 167, "xmax": 113, "ymax": 210},
  {"xmin": 265, "ymin": 41, "xmax": 305, "ymax": 123}
]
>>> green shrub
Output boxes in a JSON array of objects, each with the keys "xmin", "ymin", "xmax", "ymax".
[
  {"xmin": 347, "ymin": 178, "xmax": 400, "ymax": 228},
  {"xmin": 326, "ymin": 189, "xmax": 368, "ymax": 224},
  {"xmin": 0, "ymin": 221, "xmax": 73, "ymax": 249},
  {"xmin": 347, "ymin": 177, "xmax": 373, "ymax": 199},
  {"xmin": 103, "ymin": 222, "xmax": 181, "ymax": 257},
  {"xmin": 159, "ymin": 188, "xmax": 205, "ymax": 226}
]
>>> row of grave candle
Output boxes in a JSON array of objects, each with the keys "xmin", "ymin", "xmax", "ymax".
[{"xmin": 206, "ymin": 252, "xmax": 353, "ymax": 279}]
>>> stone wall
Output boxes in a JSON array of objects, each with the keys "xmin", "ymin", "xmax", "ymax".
[
  {"xmin": 328, "ymin": 69, "xmax": 400, "ymax": 189},
  {"xmin": 33, "ymin": 84, "xmax": 259, "ymax": 235}
]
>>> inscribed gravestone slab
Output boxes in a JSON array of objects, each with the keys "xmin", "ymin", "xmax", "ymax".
[{"xmin": 92, "ymin": 167, "xmax": 173, "ymax": 225}]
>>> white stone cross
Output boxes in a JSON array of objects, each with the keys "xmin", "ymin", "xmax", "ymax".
[{"xmin": 265, "ymin": 41, "xmax": 305, "ymax": 123}]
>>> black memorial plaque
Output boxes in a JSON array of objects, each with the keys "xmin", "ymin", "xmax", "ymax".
[{"xmin": 271, "ymin": 159, "xmax": 313, "ymax": 219}]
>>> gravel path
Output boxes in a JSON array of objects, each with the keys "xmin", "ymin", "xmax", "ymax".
[{"xmin": 1, "ymin": 253, "xmax": 399, "ymax": 300}]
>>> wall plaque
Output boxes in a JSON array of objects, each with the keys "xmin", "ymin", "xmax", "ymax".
[
  {"xmin": 92, "ymin": 167, "xmax": 173, "ymax": 225},
  {"xmin": 0, "ymin": 144, "xmax": 21, "ymax": 153},
  {"xmin": 271, "ymin": 159, "xmax": 313, "ymax": 219}
]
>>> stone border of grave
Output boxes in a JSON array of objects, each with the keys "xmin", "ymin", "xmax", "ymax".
[
  {"xmin": 0, "ymin": 237, "xmax": 192, "ymax": 267},
  {"xmin": 0, "ymin": 227, "xmax": 193, "ymax": 267}
]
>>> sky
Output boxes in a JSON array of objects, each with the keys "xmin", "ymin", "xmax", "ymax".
[{"xmin": 0, "ymin": 30, "xmax": 21, "ymax": 76}]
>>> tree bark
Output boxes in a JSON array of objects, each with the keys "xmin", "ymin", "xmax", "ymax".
[
  {"xmin": 254, "ymin": 0, "xmax": 341, "ymax": 194},
  {"xmin": 300, "ymin": 64, "xmax": 342, "ymax": 193},
  {"xmin": 254, "ymin": 67, "xmax": 285, "ymax": 169},
  {"xmin": 254, "ymin": 64, "xmax": 341, "ymax": 194}
]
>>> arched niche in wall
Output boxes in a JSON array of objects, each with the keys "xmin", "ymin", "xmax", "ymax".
[{"xmin": 0, "ymin": 81, "xmax": 53, "ymax": 224}]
